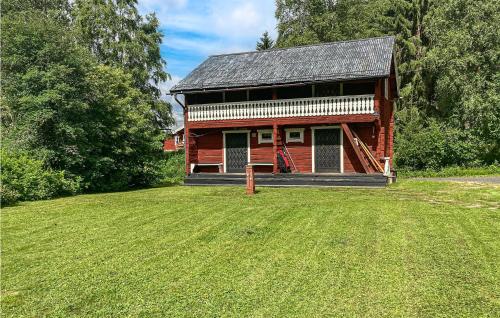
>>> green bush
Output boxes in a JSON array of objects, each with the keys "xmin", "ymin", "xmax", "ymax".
[
  {"xmin": 157, "ymin": 151, "xmax": 185, "ymax": 185},
  {"xmin": 1, "ymin": 151, "xmax": 81, "ymax": 205},
  {"xmin": 0, "ymin": 184, "xmax": 20, "ymax": 206},
  {"xmin": 395, "ymin": 110, "xmax": 483, "ymax": 171}
]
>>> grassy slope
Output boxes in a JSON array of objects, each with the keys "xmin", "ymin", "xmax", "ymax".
[{"xmin": 1, "ymin": 181, "xmax": 499, "ymax": 317}]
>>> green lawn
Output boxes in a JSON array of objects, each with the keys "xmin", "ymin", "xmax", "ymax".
[{"xmin": 2, "ymin": 181, "xmax": 499, "ymax": 317}]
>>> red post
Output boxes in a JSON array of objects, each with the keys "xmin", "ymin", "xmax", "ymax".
[
  {"xmin": 184, "ymin": 108, "xmax": 191, "ymax": 174},
  {"xmin": 272, "ymin": 123, "xmax": 279, "ymax": 174},
  {"xmin": 246, "ymin": 165, "xmax": 255, "ymax": 195}
]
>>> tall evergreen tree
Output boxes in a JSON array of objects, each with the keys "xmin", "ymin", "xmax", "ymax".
[{"xmin": 256, "ymin": 31, "xmax": 275, "ymax": 50}]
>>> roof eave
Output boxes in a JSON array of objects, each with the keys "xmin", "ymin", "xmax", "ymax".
[{"xmin": 170, "ymin": 75, "xmax": 390, "ymax": 94}]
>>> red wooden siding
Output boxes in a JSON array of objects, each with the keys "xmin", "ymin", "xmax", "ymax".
[
  {"xmin": 183, "ymin": 75, "xmax": 397, "ymax": 175},
  {"xmin": 250, "ymin": 131, "xmax": 273, "ymax": 163},
  {"xmin": 163, "ymin": 137, "xmax": 176, "ymax": 151},
  {"xmin": 188, "ymin": 125, "xmax": 382, "ymax": 173},
  {"xmin": 195, "ymin": 129, "xmax": 223, "ymax": 162},
  {"xmin": 284, "ymin": 127, "xmax": 312, "ymax": 172}
]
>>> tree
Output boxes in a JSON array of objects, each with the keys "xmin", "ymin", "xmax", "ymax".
[
  {"xmin": 1, "ymin": 4, "xmax": 167, "ymax": 191},
  {"xmin": 73, "ymin": 0, "xmax": 173, "ymax": 129},
  {"xmin": 256, "ymin": 31, "xmax": 275, "ymax": 50},
  {"xmin": 275, "ymin": 0, "xmax": 387, "ymax": 47},
  {"xmin": 423, "ymin": 0, "xmax": 500, "ymax": 162},
  {"xmin": 275, "ymin": 0, "xmax": 500, "ymax": 169}
]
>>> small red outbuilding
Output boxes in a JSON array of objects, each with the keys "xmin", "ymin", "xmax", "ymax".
[{"xmin": 163, "ymin": 126, "xmax": 184, "ymax": 152}]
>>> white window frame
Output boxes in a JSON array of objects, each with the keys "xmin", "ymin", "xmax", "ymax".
[
  {"xmin": 285, "ymin": 128, "xmax": 305, "ymax": 143},
  {"xmin": 311, "ymin": 126, "xmax": 344, "ymax": 173},
  {"xmin": 222, "ymin": 130, "xmax": 251, "ymax": 173},
  {"xmin": 257, "ymin": 129, "xmax": 274, "ymax": 144}
]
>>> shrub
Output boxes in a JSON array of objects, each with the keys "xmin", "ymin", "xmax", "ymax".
[
  {"xmin": 395, "ymin": 109, "xmax": 483, "ymax": 171},
  {"xmin": 0, "ymin": 184, "xmax": 20, "ymax": 206},
  {"xmin": 157, "ymin": 151, "xmax": 185, "ymax": 185},
  {"xmin": 1, "ymin": 151, "xmax": 81, "ymax": 205}
]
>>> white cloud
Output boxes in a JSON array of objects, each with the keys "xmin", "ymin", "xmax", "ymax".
[
  {"xmin": 210, "ymin": 1, "xmax": 274, "ymax": 39},
  {"xmin": 139, "ymin": 0, "xmax": 277, "ymax": 55}
]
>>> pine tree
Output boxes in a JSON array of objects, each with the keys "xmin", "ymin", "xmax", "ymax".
[{"xmin": 256, "ymin": 31, "xmax": 275, "ymax": 50}]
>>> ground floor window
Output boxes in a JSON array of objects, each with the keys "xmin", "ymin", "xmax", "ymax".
[
  {"xmin": 285, "ymin": 128, "xmax": 305, "ymax": 143},
  {"xmin": 258, "ymin": 129, "xmax": 273, "ymax": 144}
]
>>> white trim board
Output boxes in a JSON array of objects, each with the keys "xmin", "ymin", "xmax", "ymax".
[
  {"xmin": 311, "ymin": 126, "xmax": 344, "ymax": 173},
  {"xmin": 222, "ymin": 130, "xmax": 251, "ymax": 173}
]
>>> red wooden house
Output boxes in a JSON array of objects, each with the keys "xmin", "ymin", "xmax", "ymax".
[
  {"xmin": 170, "ymin": 36, "xmax": 398, "ymax": 186},
  {"xmin": 163, "ymin": 126, "xmax": 184, "ymax": 152}
]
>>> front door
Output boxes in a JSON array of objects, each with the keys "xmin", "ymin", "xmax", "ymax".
[
  {"xmin": 314, "ymin": 128, "xmax": 341, "ymax": 173},
  {"xmin": 225, "ymin": 133, "xmax": 248, "ymax": 173}
]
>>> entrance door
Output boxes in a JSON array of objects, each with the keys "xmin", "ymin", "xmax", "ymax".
[
  {"xmin": 314, "ymin": 128, "xmax": 341, "ymax": 173},
  {"xmin": 225, "ymin": 132, "xmax": 248, "ymax": 173}
]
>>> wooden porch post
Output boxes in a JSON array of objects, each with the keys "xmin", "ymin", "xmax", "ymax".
[
  {"xmin": 273, "ymin": 123, "xmax": 279, "ymax": 174},
  {"xmin": 374, "ymin": 79, "xmax": 385, "ymax": 162},
  {"xmin": 184, "ymin": 106, "xmax": 191, "ymax": 174}
]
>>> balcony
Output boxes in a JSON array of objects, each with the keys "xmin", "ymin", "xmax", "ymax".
[{"xmin": 187, "ymin": 95, "xmax": 375, "ymax": 122}]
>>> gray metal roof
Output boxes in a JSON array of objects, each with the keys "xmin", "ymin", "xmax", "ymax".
[{"xmin": 170, "ymin": 36, "xmax": 395, "ymax": 93}]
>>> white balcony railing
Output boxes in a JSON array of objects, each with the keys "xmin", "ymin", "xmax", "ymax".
[{"xmin": 187, "ymin": 95, "xmax": 375, "ymax": 122}]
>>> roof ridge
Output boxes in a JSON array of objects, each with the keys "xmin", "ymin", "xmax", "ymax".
[{"xmin": 209, "ymin": 35, "xmax": 395, "ymax": 58}]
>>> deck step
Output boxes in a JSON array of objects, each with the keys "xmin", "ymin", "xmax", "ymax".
[{"xmin": 184, "ymin": 173, "xmax": 387, "ymax": 187}]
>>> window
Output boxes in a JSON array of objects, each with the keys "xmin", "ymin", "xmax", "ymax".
[
  {"xmin": 285, "ymin": 128, "xmax": 304, "ymax": 143},
  {"xmin": 258, "ymin": 130, "xmax": 273, "ymax": 144}
]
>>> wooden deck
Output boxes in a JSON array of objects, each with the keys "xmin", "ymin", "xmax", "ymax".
[{"xmin": 184, "ymin": 173, "xmax": 388, "ymax": 187}]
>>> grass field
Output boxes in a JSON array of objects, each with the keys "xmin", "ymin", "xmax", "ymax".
[{"xmin": 2, "ymin": 180, "xmax": 499, "ymax": 317}]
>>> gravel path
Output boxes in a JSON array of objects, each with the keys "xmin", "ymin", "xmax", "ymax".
[{"xmin": 417, "ymin": 176, "xmax": 500, "ymax": 184}]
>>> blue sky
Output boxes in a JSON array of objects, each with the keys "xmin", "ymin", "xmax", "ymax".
[{"xmin": 137, "ymin": 0, "xmax": 278, "ymax": 127}]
